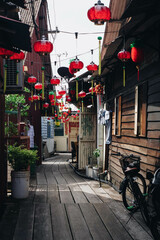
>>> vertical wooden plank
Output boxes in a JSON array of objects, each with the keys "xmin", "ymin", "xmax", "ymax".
[
  {"xmin": 51, "ymin": 203, "xmax": 72, "ymax": 240},
  {"xmin": 13, "ymin": 204, "xmax": 35, "ymax": 240},
  {"xmin": 118, "ymin": 95, "xmax": 122, "ymax": 136},
  {"xmin": 79, "ymin": 203, "xmax": 112, "ymax": 240},
  {"xmin": 34, "ymin": 204, "xmax": 53, "ymax": 240},
  {"xmin": 141, "ymin": 83, "xmax": 147, "ymax": 136},
  {"xmin": 134, "ymin": 86, "xmax": 138, "ymax": 135},
  {"xmin": 0, "ymin": 93, "xmax": 7, "ymax": 204},
  {"xmin": 65, "ymin": 203, "xmax": 92, "ymax": 240}
]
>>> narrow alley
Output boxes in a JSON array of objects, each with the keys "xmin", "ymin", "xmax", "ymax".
[{"xmin": 0, "ymin": 154, "xmax": 153, "ymax": 240}]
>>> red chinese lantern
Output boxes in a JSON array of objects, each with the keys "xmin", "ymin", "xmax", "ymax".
[
  {"xmin": 70, "ymin": 89, "xmax": 75, "ymax": 95},
  {"xmin": 35, "ymin": 82, "xmax": 42, "ymax": 90},
  {"xmin": 56, "ymin": 95, "xmax": 62, "ymax": 100},
  {"xmin": 43, "ymin": 102, "xmax": 49, "ymax": 108},
  {"xmin": 66, "ymin": 95, "xmax": 71, "ymax": 102},
  {"xmin": 33, "ymin": 35, "xmax": 53, "ymax": 55},
  {"xmin": 117, "ymin": 49, "xmax": 130, "ymax": 87},
  {"xmin": 32, "ymin": 94, "xmax": 39, "ymax": 111},
  {"xmin": 130, "ymin": 40, "xmax": 144, "ymax": 81},
  {"xmin": 28, "ymin": 76, "xmax": 37, "ymax": 84},
  {"xmin": 51, "ymin": 100, "xmax": 55, "ymax": 106},
  {"xmin": 50, "ymin": 77, "xmax": 60, "ymax": 85},
  {"xmin": 32, "ymin": 95, "xmax": 39, "ymax": 101},
  {"xmin": 10, "ymin": 51, "xmax": 25, "ymax": 61},
  {"xmin": 43, "ymin": 102, "xmax": 49, "ymax": 116},
  {"xmin": 28, "ymin": 96, "xmax": 33, "ymax": 102},
  {"xmin": 77, "ymin": 109, "xmax": 80, "ymax": 113},
  {"xmin": 59, "ymin": 90, "xmax": 66, "ymax": 96},
  {"xmin": 69, "ymin": 64, "xmax": 75, "ymax": 74},
  {"xmin": 49, "ymin": 91, "xmax": 54, "ymax": 101},
  {"xmin": 89, "ymin": 87, "xmax": 96, "ymax": 93},
  {"xmin": 28, "ymin": 76, "xmax": 37, "ymax": 98},
  {"xmin": 78, "ymin": 90, "xmax": 86, "ymax": 98},
  {"xmin": 87, "ymin": 62, "xmax": 98, "ymax": 72},
  {"xmin": 78, "ymin": 90, "xmax": 86, "ymax": 112},
  {"xmin": 87, "ymin": 0, "xmax": 111, "ymax": 25},
  {"xmin": 0, "ymin": 48, "xmax": 14, "ymax": 58},
  {"xmin": 69, "ymin": 57, "xmax": 84, "ymax": 73}
]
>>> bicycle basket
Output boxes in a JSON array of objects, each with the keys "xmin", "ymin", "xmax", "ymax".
[{"xmin": 120, "ymin": 156, "xmax": 140, "ymax": 173}]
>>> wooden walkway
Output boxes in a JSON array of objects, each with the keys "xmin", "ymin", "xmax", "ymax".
[{"xmin": 0, "ymin": 153, "xmax": 153, "ymax": 240}]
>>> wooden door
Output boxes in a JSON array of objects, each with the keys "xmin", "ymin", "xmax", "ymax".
[{"xmin": 78, "ymin": 108, "xmax": 96, "ymax": 169}]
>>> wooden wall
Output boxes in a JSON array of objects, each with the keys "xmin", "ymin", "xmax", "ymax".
[{"xmin": 107, "ymin": 65, "xmax": 160, "ymax": 190}]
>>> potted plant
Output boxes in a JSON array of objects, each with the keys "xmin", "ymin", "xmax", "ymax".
[
  {"xmin": 92, "ymin": 148, "xmax": 101, "ymax": 178},
  {"xmin": 8, "ymin": 145, "xmax": 38, "ymax": 199}
]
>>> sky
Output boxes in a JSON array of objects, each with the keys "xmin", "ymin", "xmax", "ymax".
[{"xmin": 47, "ymin": 0, "xmax": 110, "ymax": 78}]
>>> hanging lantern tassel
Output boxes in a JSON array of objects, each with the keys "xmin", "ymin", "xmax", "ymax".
[
  {"xmin": 98, "ymin": 36, "xmax": 102, "ymax": 76},
  {"xmin": 16, "ymin": 70, "xmax": 19, "ymax": 85},
  {"xmin": 82, "ymin": 100, "xmax": 84, "ymax": 112},
  {"xmin": 123, "ymin": 64, "xmax": 125, "ymax": 87},
  {"xmin": 35, "ymin": 102, "xmax": 37, "ymax": 111},
  {"xmin": 76, "ymin": 80, "xmax": 78, "ymax": 101},
  {"xmin": 4, "ymin": 64, "xmax": 7, "ymax": 93},
  {"xmin": 41, "ymin": 66, "xmax": 45, "ymax": 100},
  {"xmin": 45, "ymin": 109, "xmax": 47, "ymax": 117},
  {"xmin": 54, "ymin": 90, "xmax": 56, "ymax": 106},
  {"xmin": 136, "ymin": 65, "xmax": 140, "ymax": 81}
]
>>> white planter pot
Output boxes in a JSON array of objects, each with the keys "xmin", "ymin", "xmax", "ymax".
[
  {"xmin": 11, "ymin": 171, "xmax": 30, "ymax": 199},
  {"xmin": 86, "ymin": 165, "xmax": 93, "ymax": 178},
  {"xmin": 92, "ymin": 167, "xmax": 99, "ymax": 179}
]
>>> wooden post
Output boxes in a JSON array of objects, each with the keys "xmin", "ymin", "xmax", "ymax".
[{"xmin": 0, "ymin": 94, "xmax": 7, "ymax": 204}]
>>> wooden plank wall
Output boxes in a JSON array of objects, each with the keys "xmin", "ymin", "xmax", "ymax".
[{"xmin": 109, "ymin": 75, "xmax": 160, "ymax": 189}]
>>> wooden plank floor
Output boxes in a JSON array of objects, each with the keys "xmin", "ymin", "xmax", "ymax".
[{"xmin": 0, "ymin": 153, "xmax": 154, "ymax": 240}]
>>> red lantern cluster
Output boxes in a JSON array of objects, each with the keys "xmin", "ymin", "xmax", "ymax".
[
  {"xmin": 33, "ymin": 35, "xmax": 53, "ymax": 55},
  {"xmin": 87, "ymin": 0, "xmax": 111, "ymax": 25},
  {"xmin": 95, "ymin": 84, "xmax": 103, "ymax": 95},
  {"xmin": 87, "ymin": 62, "xmax": 98, "ymax": 72},
  {"xmin": 69, "ymin": 57, "xmax": 84, "ymax": 74}
]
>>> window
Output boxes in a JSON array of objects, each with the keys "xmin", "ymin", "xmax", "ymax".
[
  {"xmin": 134, "ymin": 83, "xmax": 147, "ymax": 136},
  {"xmin": 114, "ymin": 96, "xmax": 122, "ymax": 136},
  {"xmin": 47, "ymin": 121, "xmax": 51, "ymax": 138},
  {"xmin": 54, "ymin": 123, "xmax": 64, "ymax": 136}
]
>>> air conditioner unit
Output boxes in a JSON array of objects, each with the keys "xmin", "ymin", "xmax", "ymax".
[{"xmin": 0, "ymin": 59, "xmax": 24, "ymax": 93}]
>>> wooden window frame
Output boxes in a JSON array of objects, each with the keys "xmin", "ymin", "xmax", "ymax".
[
  {"xmin": 134, "ymin": 83, "xmax": 147, "ymax": 137},
  {"xmin": 114, "ymin": 96, "xmax": 122, "ymax": 136}
]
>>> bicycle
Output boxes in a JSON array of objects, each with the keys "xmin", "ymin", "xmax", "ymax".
[
  {"xmin": 112, "ymin": 152, "xmax": 149, "ymax": 224},
  {"xmin": 146, "ymin": 169, "xmax": 160, "ymax": 240}
]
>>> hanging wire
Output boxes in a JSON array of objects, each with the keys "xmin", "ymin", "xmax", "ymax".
[
  {"xmin": 91, "ymin": 49, "xmax": 93, "ymax": 62},
  {"xmin": 75, "ymin": 32, "xmax": 78, "ymax": 58}
]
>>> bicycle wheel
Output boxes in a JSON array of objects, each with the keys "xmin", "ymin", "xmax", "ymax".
[{"xmin": 122, "ymin": 173, "xmax": 146, "ymax": 211}]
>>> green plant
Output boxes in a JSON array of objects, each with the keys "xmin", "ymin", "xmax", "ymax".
[
  {"xmin": 8, "ymin": 145, "xmax": 38, "ymax": 171},
  {"xmin": 93, "ymin": 148, "xmax": 100, "ymax": 158},
  {"xmin": 5, "ymin": 121, "xmax": 18, "ymax": 136}
]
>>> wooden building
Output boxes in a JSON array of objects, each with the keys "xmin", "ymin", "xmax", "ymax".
[{"xmin": 101, "ymin": 0, "xmax": 160, "ymax": 189}]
